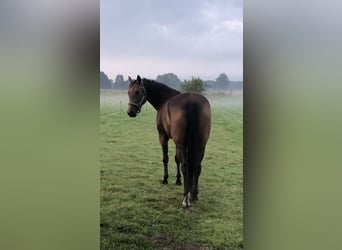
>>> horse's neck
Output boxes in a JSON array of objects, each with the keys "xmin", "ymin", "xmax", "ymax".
[{"xmin": 144, "ymin": 80, "xmax": 179, "ymax": 111}]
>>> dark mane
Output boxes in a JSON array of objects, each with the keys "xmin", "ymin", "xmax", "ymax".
[
  {"xmin": 142, "ymin": 78, "xmax": 180, "ymax": 110},
  {"xmin": 143, "ymin": 78, "xmax": 180, "ymax": 94}
]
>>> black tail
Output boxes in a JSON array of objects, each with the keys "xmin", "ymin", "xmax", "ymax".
[{"xmin": 184, "ymin": 103, "xmax": 201, "ymax": 172}]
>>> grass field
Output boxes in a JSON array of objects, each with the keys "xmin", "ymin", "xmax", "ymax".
[{"xmin": 100, "ymin": 91, "xmax": 243, "ymax": 249}]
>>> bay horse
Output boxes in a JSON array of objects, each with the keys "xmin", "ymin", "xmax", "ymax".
[{"xmin": 127, "ymin": 75, "xmax": 211, "ymax": 208}]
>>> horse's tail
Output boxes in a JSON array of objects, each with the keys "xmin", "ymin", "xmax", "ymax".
[{"xmin": 185, "ymin": 103, "xmax": 202, "ymax": 171}]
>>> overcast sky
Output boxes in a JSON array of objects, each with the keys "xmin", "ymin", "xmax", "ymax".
[{"xmin": 100, "ymin": 0, "xmax": 242, "ymax": 81}]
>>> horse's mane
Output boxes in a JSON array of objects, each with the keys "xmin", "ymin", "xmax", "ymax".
[
  {"xmin": 141, "ymin": 78, "xmax": 180, "ymax": 110},
  {"xmin": 142, "ymin": 78, "xmax": 180, "ymax": 95}
]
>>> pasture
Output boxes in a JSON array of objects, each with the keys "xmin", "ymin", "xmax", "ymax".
[{"xmin": 100, "ymin": 91, "xmax": 243, "ymax": 249}]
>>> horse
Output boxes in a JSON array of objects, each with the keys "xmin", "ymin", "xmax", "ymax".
[{"xmin": 127, "ymin": 75, "xmax": 211, "ymax": 208}]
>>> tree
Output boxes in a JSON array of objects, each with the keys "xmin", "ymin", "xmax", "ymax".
[
  {"xmin": 113, "ymin": 74, "xmax": 128, "ymax": 90},
  {"xmin": 156, "ymin": 73, "xmax": 182, "ymax": 90},
  {"xmin": 213, "ymin": 73, "xmax": 230, "ymax": 90},
  {"xmin": 115, "ymin": 74, "xmax": 124, "ymax": 85},
  {"xmin": 181, "ymin": 77, "xmax": 207, "ymax": 93},
  {"xmin": 100, "ymin": 71, "xmax": 112, "ymax": 89}
]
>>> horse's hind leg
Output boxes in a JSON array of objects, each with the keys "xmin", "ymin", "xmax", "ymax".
[
  {"xmin": 190, "ymin": 146, "xmax": 205, "ymax": 201},
  {"xmin": 175, "ymin": 155, "xmax": 182, "ymax": 185},
  {"xmin": 190, "ymin": 167, "xmax": 201, "ymax": 201},
  {"xmin": 177, "ymin": 146, "xmax": 190, "ymax": 208}
]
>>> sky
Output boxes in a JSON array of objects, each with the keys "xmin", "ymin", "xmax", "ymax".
[{"xmin": 100, "ymin": 0, "xmax": 242, "ymax": 81}]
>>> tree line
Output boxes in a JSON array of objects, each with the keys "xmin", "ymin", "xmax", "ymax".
[{"xmin": 100, "ymin": 71, "xmax": 242, "ymax": 93}]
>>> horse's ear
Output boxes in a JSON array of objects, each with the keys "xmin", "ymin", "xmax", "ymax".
[
  {"xmin": 128, "ymin": 76, "xmax": 133, "ymax": 83},
  {"xmin": 137, "ymin": 75, "xmax": 141, "ymax": 83}
]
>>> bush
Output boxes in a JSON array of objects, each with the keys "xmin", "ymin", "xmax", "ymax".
[{"xmin": 181, "ymin": 77, "xmax": 207, "ymax": 93}]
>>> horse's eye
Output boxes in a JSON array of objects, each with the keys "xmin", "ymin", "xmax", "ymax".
[{"xmin": 135, "ymin": 90, "xmax": 139, "ymax": 95}]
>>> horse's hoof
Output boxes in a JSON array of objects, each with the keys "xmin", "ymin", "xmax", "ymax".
[
  {"xmin": 161, "ymin": 179, "xmax": 168, "ymax": 185},
  {"xmin": 182, "ymin": 197, "xmax": 191, "ymax": 208},
  {"xmin": 190, "ymin": 197, "xmax": 198, "ymax": 202},
  {"xmin": 190, "ymin": 194, "xmax": 198, "ymax": 201},
  {"xmin": 182, "ymin": 201, "xmax": 190, "ymax": 208},
  {"xmin": 175, "ymin": 180, "xmax": 182, "ymax": 185},
  {"xmin": 182, "ymin": 202, "xmax": 191, "ymax": 208}
]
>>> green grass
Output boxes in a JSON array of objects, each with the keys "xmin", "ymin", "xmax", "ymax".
[{"xmin": 100, "ymin": 98, "xmax": 243, "ymax": 250}]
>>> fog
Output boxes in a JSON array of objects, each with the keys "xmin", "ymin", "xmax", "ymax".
[{"xmin": 100, "ymin": 90, "xmax": 243, "ymax": 109}]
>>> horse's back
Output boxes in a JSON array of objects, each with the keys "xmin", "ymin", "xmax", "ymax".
[{"xmin": 168, "ymin": 93, "xmax": 211, "ymax": 146}]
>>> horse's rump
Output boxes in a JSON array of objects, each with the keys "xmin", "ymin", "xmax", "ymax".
[{"xmin": 168, "ymin": 93, "xmax": 211, "ymax": 147}]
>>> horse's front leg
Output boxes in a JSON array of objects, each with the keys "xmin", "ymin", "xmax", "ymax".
[{"xmin": 159, "ymin": 133, "xmax": 169, "ymax": 184}]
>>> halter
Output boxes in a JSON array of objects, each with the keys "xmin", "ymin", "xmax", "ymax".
[{"xmin": 128, "ymin": 78, "xmax": 146, "ymax": 113}]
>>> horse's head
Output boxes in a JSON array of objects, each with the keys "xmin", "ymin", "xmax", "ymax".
[{"xmin": 127, "ymin": 75, "xmax": 147, "ymax": 117}]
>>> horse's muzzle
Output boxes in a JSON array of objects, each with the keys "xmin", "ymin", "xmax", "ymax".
[{"xmin": 127, "ymin": 110, "xmax": 137, "ymax": 117}]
